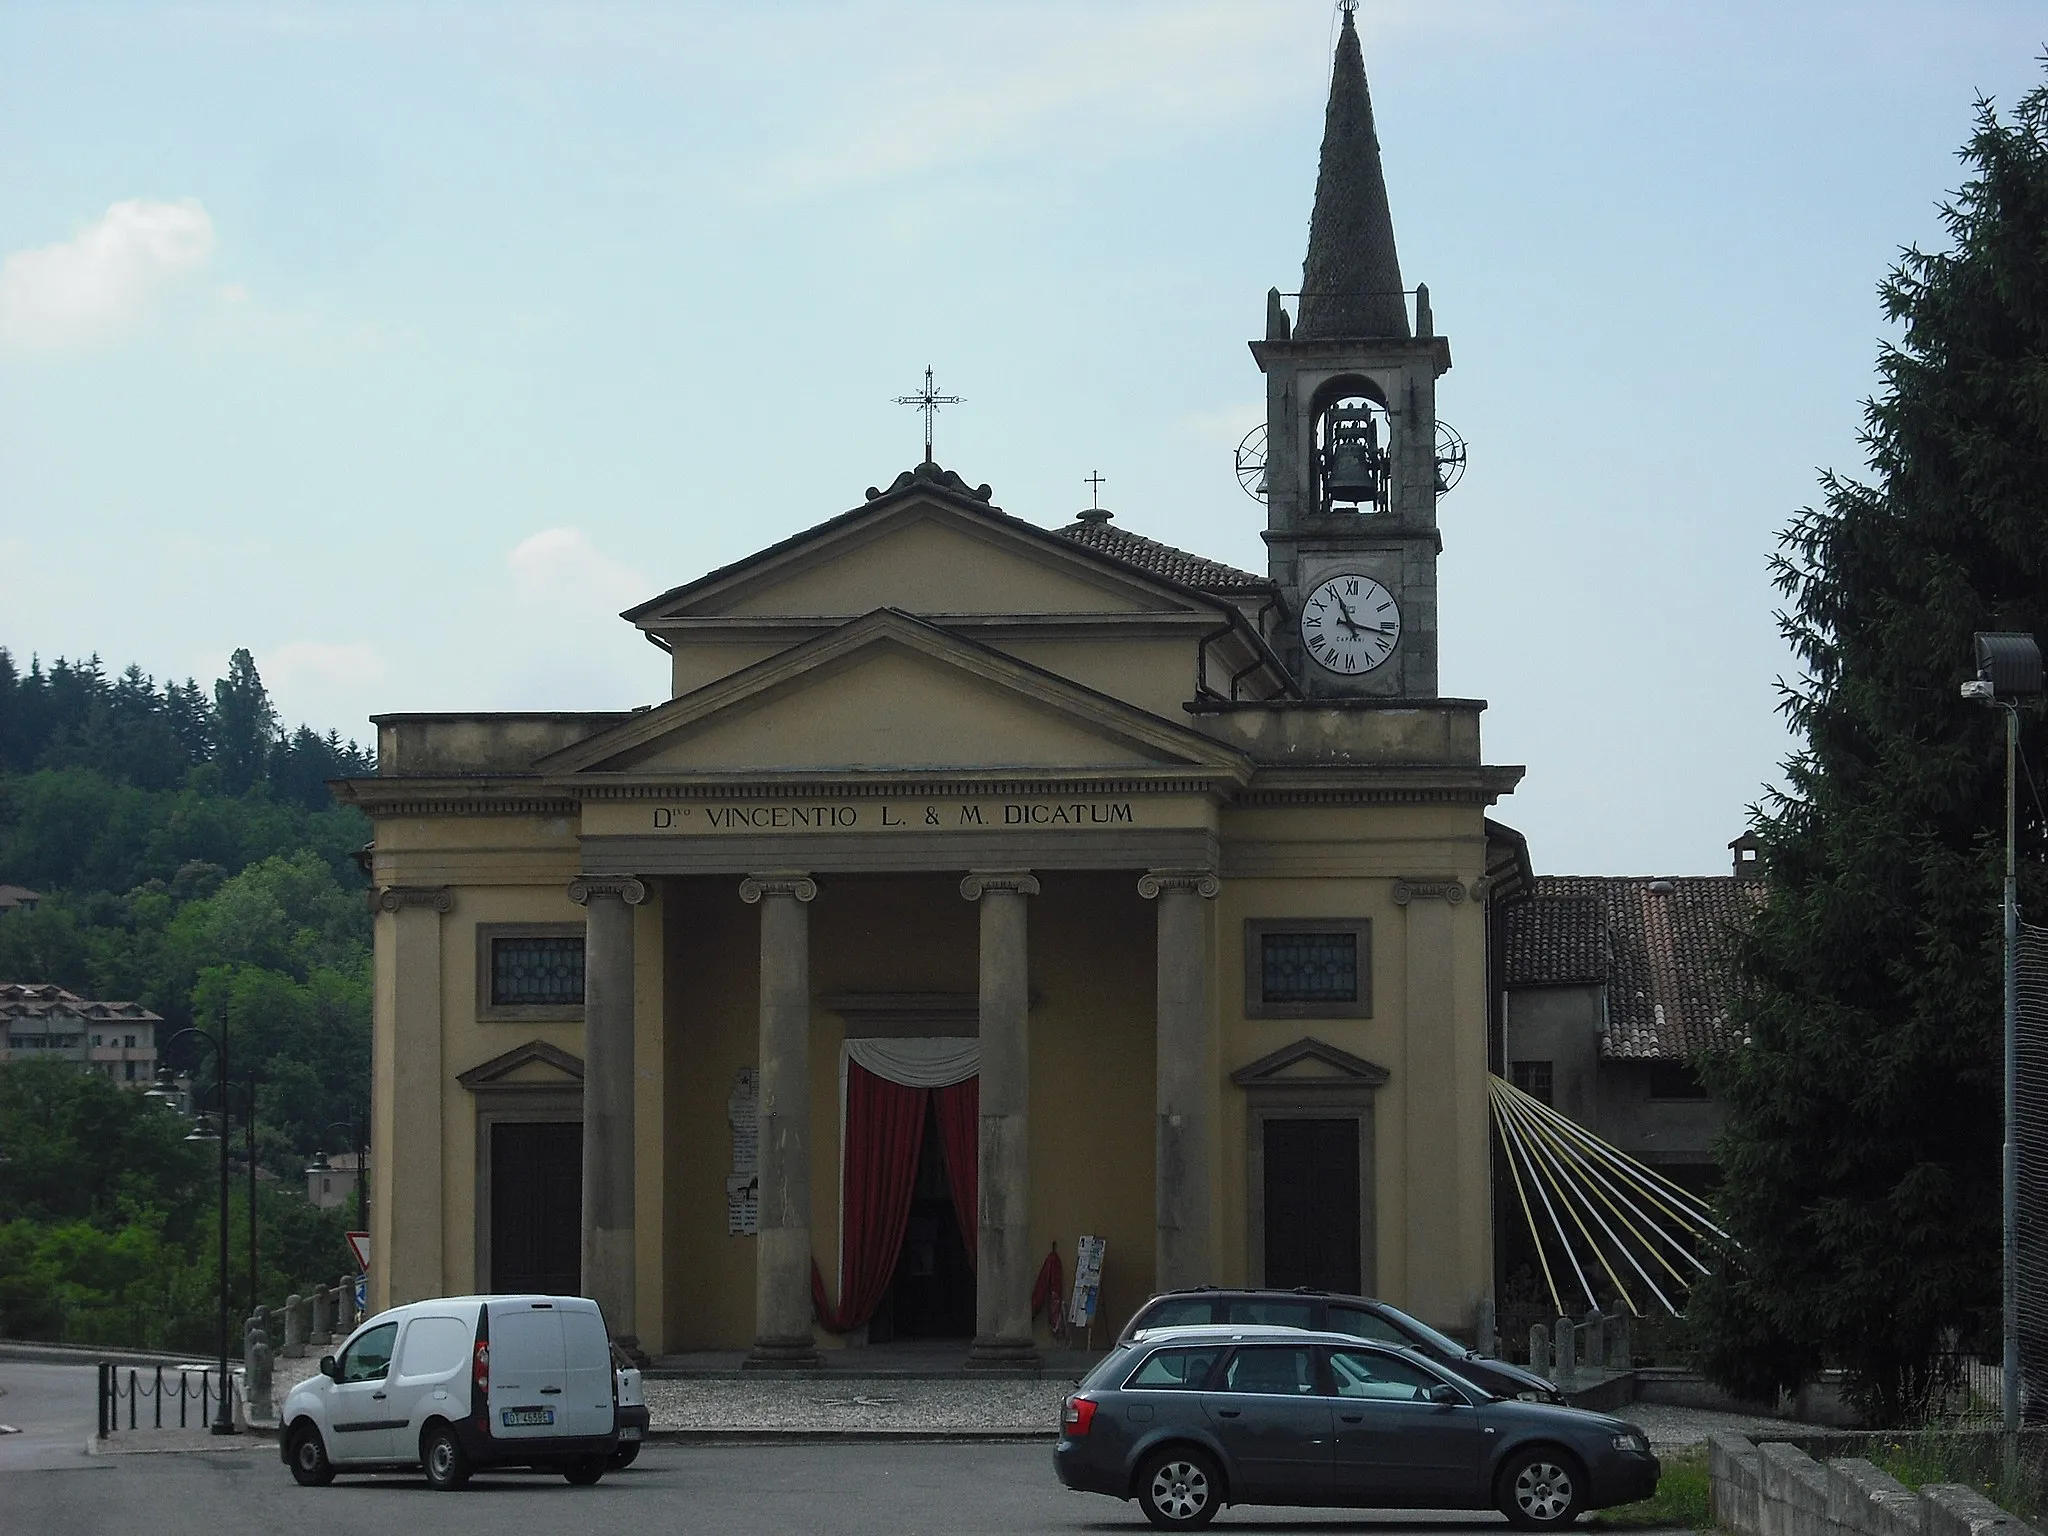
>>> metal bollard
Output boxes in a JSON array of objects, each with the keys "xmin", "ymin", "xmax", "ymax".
[{"xmin": 97, "ymin": 1362, "xmax": 109, "ymax": 1438}]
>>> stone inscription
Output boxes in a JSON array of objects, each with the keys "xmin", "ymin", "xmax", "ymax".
[
  {"xmin": 648, "ymin": 799, "xmax": 1137, "ymax": 834},
  {"xmin": 727, "ymin": 1069, "xmax": 758, "ymax": 1237}
]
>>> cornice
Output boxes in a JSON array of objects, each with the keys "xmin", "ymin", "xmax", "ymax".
[{"xmin": 561, "ymin": 770, "xmax": 1243, "ymax": 799}]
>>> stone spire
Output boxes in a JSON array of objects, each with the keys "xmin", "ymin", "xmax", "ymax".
[{"xmin": 1296, "ymin": 6, "xmax": 1408, "ymax": 340}]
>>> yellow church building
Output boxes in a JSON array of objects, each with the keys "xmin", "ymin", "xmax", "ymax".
[{"xmin": 338, "ymin": 9, "xmax": 1524, "ymax": 1363}]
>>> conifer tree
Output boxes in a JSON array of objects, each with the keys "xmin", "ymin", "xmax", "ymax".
[{"xmin": 1693, "ymin": 74, "xmax": 2048, "ymax": 1422}]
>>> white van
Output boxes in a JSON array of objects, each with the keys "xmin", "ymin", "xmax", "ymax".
[{"xmin": 280, "ymin": 1294, "xmax": 621, "ymax": 1489}]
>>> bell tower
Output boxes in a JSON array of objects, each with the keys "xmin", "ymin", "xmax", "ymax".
[{"xmin": 1254, "ymin": 3, "xmax": 1453, "ymax": 699}]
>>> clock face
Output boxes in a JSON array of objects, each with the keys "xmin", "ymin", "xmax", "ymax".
[{"xmin": 1301, "ymin": 573, "xmax": 1401, "ymax": 675}]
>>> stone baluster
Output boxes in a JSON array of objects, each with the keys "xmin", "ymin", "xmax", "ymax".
[
  {"xmin": 1476, "ymin": 1295, "xmax": 1497, "ymax": 1358},
  {"xmin": 244, "ymin": 1310, "xmax": 274, "ymax": 1424},
  {"xmin": 282, "ymin": 1294, "xmax": 307, "ymax": 1359},
  {"xmin": 1529, "ymin": 1322, "xmax": 1551, "ymax": 1379},
  {"xmin": 1553, "ymin": 1315, "xmax": 1577, "ymax": 1391},
  {"xmin": 1582, "ymin": 1306, "xmax": 1604, "ymax": 1372},
  {"xmin": 1609, "ymin": 1308, "xmax": 1632, "ymax": 1370},
  {"xmin": 310, "ymin": 1286, "xmax": 332, "ymax": 1343},
  {"xmin": 338, "ymin": 1275, "xmax": 356, "ymax": 1334}
]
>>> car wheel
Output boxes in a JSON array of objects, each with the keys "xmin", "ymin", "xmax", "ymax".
[
  {"xmin": 286, "ymin": 1423, "xmax": 335, "ymax": 1487},
  {"xmin": 1499, "ymin": 1447, "xmax": 1584, "ymax": 1529},
  {"xmin": 1136, "ymin": 1446, "xmax": 1221, "ymax": 1530},
  {"xmin": 563, "ymin": 1457, "xmax": 606, "ymax": 1486},
  {"xmin": 422, "ymin": 1422, "xmax": 472, "ymax": 1491},
  {"xmin": 610, "ymin": 1441, "xmax": 641, "ymax": 1469}
]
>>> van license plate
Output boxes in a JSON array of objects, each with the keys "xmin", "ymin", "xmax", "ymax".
[
  {"xmin": 502, "ymin": 1408, "xmax": 554, "ymax": 1427},
  {"xmin": 620, "ymin": 1426, "xmax": 641, "ymax": 1441}
]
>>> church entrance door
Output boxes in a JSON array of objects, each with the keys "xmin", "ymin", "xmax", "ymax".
[
  {"xmin": 490, "ymin": 1120, "xmax": 582, "ymax": 1295},
  {"xmin": 1263, "ymin": 1117, "xmax": 1361, "ymax": 1292},
  {"xmin": 874, "ymin": 1104, "xmax": 976, "ymax": 1340}
]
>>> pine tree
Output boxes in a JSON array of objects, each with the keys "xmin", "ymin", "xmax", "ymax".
[
  {"xmin": 1692, "ymin": 74, "xmax": 2048, "ymax": 1422},
  {"xmin": 210, "ymin": 647, "xmax": 278, "ymax": 794}
]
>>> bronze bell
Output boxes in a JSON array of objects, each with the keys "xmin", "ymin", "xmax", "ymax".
[{"xmin": 1322, "ymin": 405, "xmax": 1386, "ymax": 507}]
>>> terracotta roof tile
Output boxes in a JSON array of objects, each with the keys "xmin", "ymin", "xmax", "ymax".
[
  {"xmin": 1502, "ymin": 876, "xmax": 1764, "ymax": 1060},
  {"xmin": 0, "ymin": 982, "xmax": 162, "ymax": 1024},
  {"xmin": 1052, "ymin": 520, "xmax": 1274, "ymax": 595}
]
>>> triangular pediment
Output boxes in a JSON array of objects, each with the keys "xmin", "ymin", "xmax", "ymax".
[
  {"xmin": 1231, "ymin": 1037, "xmax": 1391, "ymax": 1089},
  {"xmin": 540, "ymin": 609, "xmax": 1250, "ymax": 777},
  {"xmin": 457, "ymin": 1038, "xmax": 584, "ymax": 1089},
  {"xmin": 625, "ymin": 481, "xmax": 1223, "ymax": 630}
]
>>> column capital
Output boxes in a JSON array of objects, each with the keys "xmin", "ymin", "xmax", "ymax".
[
  {"xmin": 1138, "ymin": 870, "xmax": 1219, "ymax": 900},
  {"xmin": 1391, "ymin": 878, "xmax": 1467, "ymax": 906},
  {"xmin": 739, "ymin": 874, "xmax": 817, "ymax": 904},
  {"xmin": 960, "ymin": 871, "xmax": 1040, "ymax": 901},
  {"xmin": 568, "ymin": 875, "xmax": 647, "ymax": 907},
  {"xmin": 373, "ymin": 885, "xmax": 454, "ymax": 914}
]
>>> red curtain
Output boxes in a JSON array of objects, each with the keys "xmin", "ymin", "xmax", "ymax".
[
  {"xmin": 933, "ymin": 1077, "xmax": 979, "ymax": 1271},
  {"xmin": 811, "ymin": 1064, "xmax": 928, "ymax": 1333}
]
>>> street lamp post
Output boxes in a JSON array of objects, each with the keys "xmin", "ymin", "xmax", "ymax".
[
  {"xmin": 161, "ymin": 1023, "xmax": 239, "ymax": 1437},
  {"xmin": 1962, "ymin": 631, "xmax": 2043, "ymax": 1448},
  {"xmin": 324, "ymin": 1116, "xmax": 368, "ymax": 1232}
]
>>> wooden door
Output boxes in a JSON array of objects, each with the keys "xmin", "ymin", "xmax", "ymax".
[
  {"xmin": 490, "ymin": 1120, "xmax": 582, "ymax": 1295},
  {"xmin": 1263, "ymin": 1117, "xmax": 1362, "ymax": 1292}
]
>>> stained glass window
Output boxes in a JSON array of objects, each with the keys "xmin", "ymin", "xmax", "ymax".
[
  {"xmin": 1260, "ymin": 931, "xmax": 1358, "ymax": 1004},
  {"xmin": 491, "ymin": 936, "xmax": 584, "ymax": 1008}
]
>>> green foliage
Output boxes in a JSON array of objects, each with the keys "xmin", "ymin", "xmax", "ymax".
[
  {"xmin": 1867, "ymin": 1433, "xmax": 2047, "ymax": 1523},
  {"xmin": 1692, "ymin": 75, "xmax": 2048, "ymax": 1421},
  {"xmin": 1587, "ymin": 1447, "xmax": 1708, "ymax": 1531},
  {"xmin": 0, "ymin": 646, "xmax": 376, "ymax": 1348}
]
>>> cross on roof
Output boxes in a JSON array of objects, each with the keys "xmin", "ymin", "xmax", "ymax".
[
  {"xmin": 1085, "ymin": 470, "xmax": 1106, "ymax": 510},
  {"xmin": 893, "ymin": 365, "xmax": 963, "ymax": 465}
]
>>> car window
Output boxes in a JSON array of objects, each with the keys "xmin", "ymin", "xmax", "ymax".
[
  {"xmin": 338, "ymin": 1322, "xmax": 398, "ymax": 1383},
  {"xmin": 1137, "ymin": 1298, "xmax": 1215, "ymax": 1332},
  {"xmin": 1218, "ymin": 1346, "xmax": 1317, "ymax": 1396},
  {"xmin": 1125, "ymin": 1347, "xmax": 1223, "ymax": 1391},
  {"xmin": 1329, "ymin": 1348, "xmax": 1447, "ymax": 1400},
  {"xmin": 396, "ymin": 1316, "xmax": 470, "ymax": 1378},
  {"xmin": 1080, "ymin": 1346, "xmax": 1141, "ymax": 1391},
  {"xmin": 1369, "ymin": 1302, "xmax": 1470, "ymax": 1358},
  {"xmin": 1327, "ymin": 1304, "xmax": 1411, "ymax": 1347},
  {"xmin": 1224, "ymin": 1299, "xmax": 1314, "ymax": 1329}
]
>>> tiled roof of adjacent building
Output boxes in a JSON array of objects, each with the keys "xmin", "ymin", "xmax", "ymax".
[
  {"xmin": 0, "ymin": 885, "xmax": 42, "ymax": 911},
  {"xmin": 0, "ymin": 983, "xmax": 163, "ymax": 1024},
  {"xmin": 1053, "ymin": 517, "xmax": 1275, "ymax": 595},
  {"xmin": 1501, "ymin": 876, "xmax": 1765, "ymax": 1061}
]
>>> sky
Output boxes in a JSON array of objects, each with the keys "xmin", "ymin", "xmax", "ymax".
[{"xmin": 1, "ymin": 1, "xmax": 2043, "ymax": 876}]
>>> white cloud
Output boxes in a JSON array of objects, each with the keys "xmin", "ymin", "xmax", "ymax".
[
  {"xmin": 269, "ymin": 639, "xmax": 387, "ymax": 692},
  {"xmin": 506, "ymin": 527, "xmax": 647, "ymax": 612},
  {"xmin": 0, "ymin": 199, "xmax": 216, "ymax": 352}
]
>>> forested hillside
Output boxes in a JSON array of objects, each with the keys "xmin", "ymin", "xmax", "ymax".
[{"xmin": 0, "ymin": 647, "xmax": 375, "ymax": 1347}]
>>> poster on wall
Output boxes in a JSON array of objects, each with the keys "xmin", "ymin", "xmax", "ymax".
[
  {"xmin": 1069, "ymin": 1235, "xmax": 1106, "ymax": 1330},
  {"xmin": 727, "ymin": 1068, "xmax": 760, "ymax": 1235}
]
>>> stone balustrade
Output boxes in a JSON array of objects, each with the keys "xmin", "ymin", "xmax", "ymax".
[
  {"xmin": 1709, "ymin": 1434, "xmax": 2043, "ymax": 1536},
  {"xmin": 1528, "ymin": 1305, "xmax": 1633, "ymax": 1389},
  {"xmin": 242, "ymin": 1275, "xmax": 364, "ymax": 1422}
]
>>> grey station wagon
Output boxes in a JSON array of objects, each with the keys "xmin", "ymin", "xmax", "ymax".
[
  {"xmin": 1119, "ymin": 1287, "xmax": 1563, "ymax": 1403},
  {"xmin": 1054, "ymin": 1325, "xmax": 1659, "ymax": 1530}
]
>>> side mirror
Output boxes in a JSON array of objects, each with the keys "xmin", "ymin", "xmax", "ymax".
[
  {"xmin": 1429, "ymin": 1383, "xmax": 1464, "ymax": 1405},
  {"xmin": 319, "ymin": 1355, "xmax": 338, "ymax": 1381}
]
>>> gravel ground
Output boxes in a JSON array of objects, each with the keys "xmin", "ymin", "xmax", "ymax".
[
  {"xmin": 641, "ymin": 1376, "xmax": 1805, "ymax": 1446},
  {"xmin": 642, "ymin": 1376, "xmax": 1067, "ymax": 1433}
]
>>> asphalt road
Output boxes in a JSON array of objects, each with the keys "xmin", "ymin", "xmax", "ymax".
[{"xmin": 1, "ymin": 1363, "xmax": 1527, "ymax": 1534}]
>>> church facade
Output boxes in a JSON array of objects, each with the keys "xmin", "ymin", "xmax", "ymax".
[{"xmin": 339, "ymin": 11, "xmax": 1524, "ymax": 1361}]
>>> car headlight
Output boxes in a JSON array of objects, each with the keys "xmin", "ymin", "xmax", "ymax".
[{"xmin": 1612, "ymin": 1431, "xmax": 1649, "ymax": 1453}]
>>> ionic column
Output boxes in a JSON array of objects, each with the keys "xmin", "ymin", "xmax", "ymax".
[
  {"xmin": 374, "ymin": 885, "xmax": 452, "ymax": 1310},
  {"xmin": 740, "ymin": 874, "xmax": 819, "ymax": 1368},
  {"xmin": 1140, "ymin": 870, "xmax": 1220, "ymax": 1291},
  {"xmin": 960, "ymin": 871, "xmax": 1040, "ymax": 1367},
  {"xmin": 569, "ymin": 875, "xmax": 646, "ymax": 1346}
]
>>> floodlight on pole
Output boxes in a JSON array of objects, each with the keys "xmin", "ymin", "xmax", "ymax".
[{"xmin": 1964, "ymin": 630, "xmax": 2042, "ymax": 1448}]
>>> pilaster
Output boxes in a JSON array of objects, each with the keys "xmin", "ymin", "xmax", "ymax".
[
  {"xmin": 1140, "ymin": 870, "xmax": 1220, "ymax": 1291},
  {"xmin": 568, "ymin": 874, "xmax": 646, "ymax": 1346}
]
